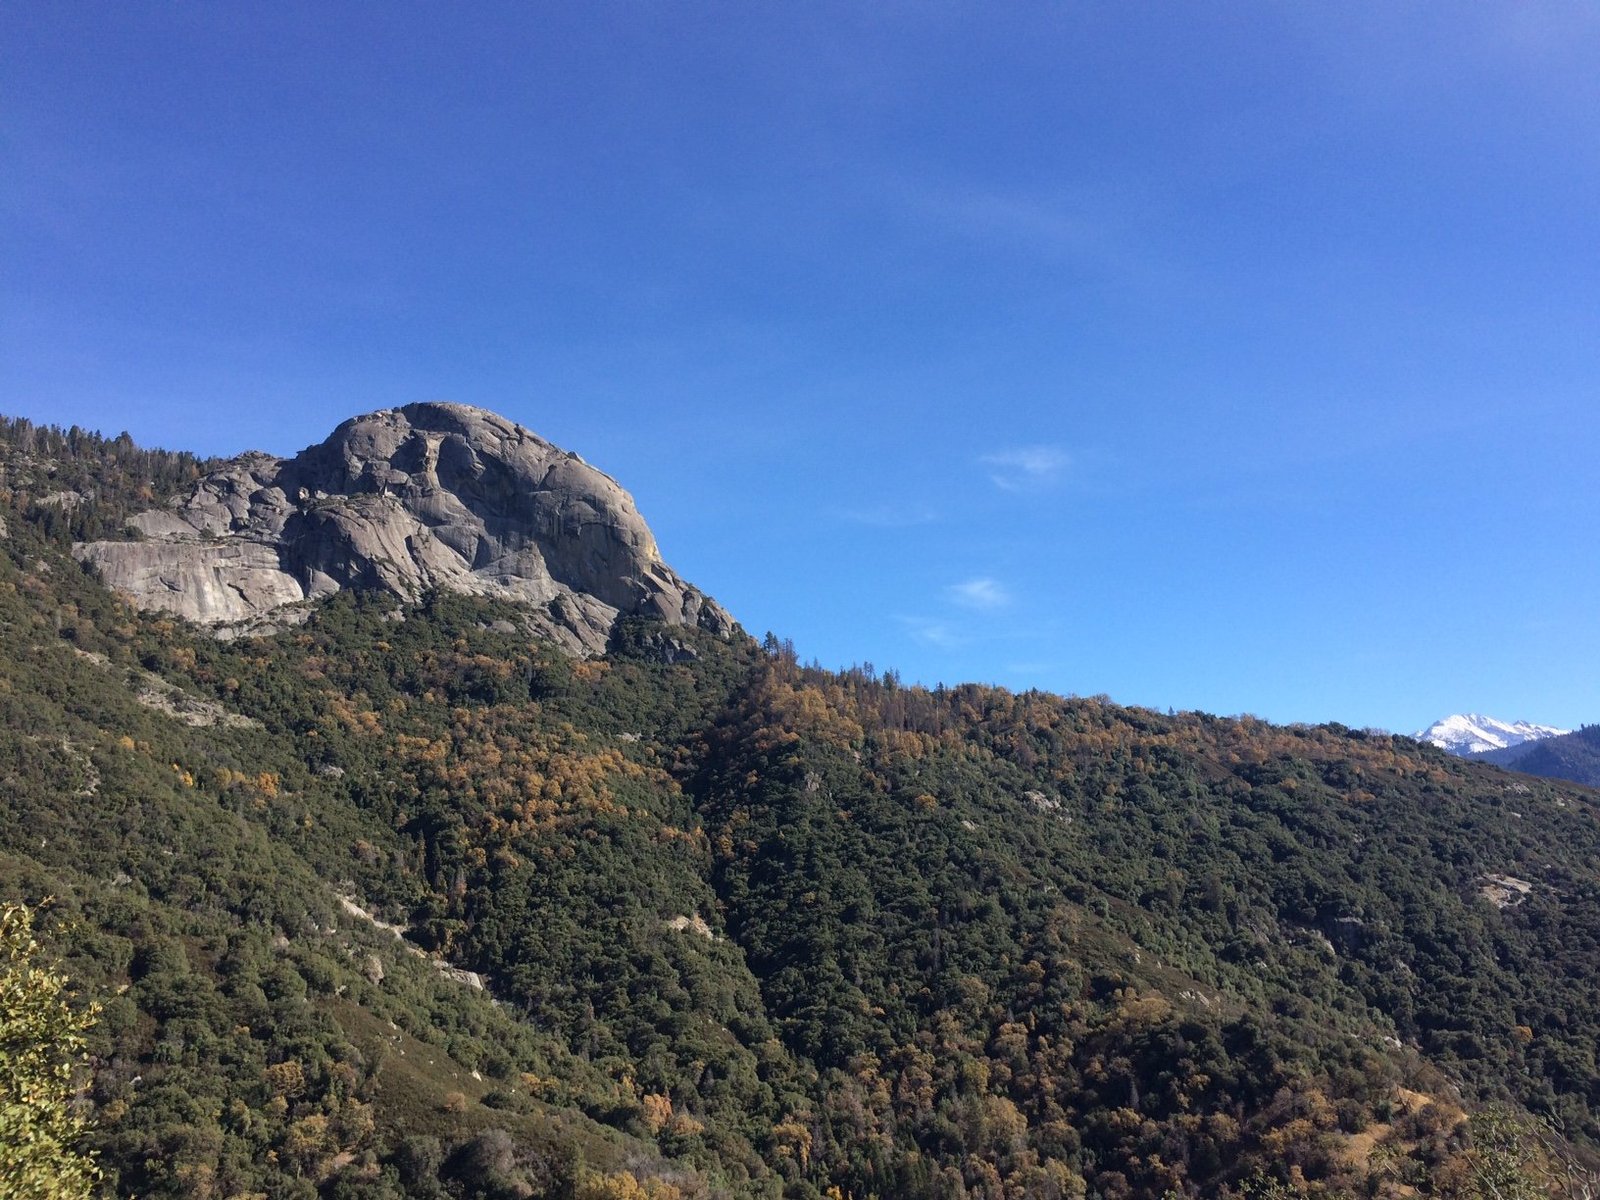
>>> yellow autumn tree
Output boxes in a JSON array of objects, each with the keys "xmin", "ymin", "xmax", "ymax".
[
  {"xmin": 573, "ymin": 1169, "xmax": 683, "ymax": 1200},
  {"xmin": 0, "ymin": 902, "xmax": 101, "ymax": 1199}
]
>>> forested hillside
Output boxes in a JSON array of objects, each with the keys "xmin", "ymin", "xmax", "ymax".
[
  {"xmin": 1478, "ymin": 727, "xmax": 1600, "ymax": 790},
  {"xmin": 3, "ymin": 416, "xmax": 1599, "ymax": 1199}
]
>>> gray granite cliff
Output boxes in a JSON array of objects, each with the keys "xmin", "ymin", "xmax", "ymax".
[{"xmin": 76, "ymin": 403, "xmax": 733, "ymax": 652}]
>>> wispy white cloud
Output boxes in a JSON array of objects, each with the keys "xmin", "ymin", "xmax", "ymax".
[
  {"xmin": 980, "ymin": 445, "xmax": 1069, "ymax": 492},
  {"xmin": 879, "ymin": 176, "xmax": 1184, "ymax": 298},
  {"xmin": 898, "ymin": 615, "xmax": 964, "ymax": 650},
  {"xmin": 923, "ymin": 190, "xmax": 1114, "ymax": 261},
  {"xmin": 900, "ymin": 576, "xmax": 1014, "ymax": 649},
  {"xmin": 947, "ymin": 577, "xmax": 1011, "ymax": 610}
]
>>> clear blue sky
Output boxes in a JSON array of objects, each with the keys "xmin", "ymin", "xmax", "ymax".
[{"xmin": 5, "ymin": 3, "xmax": 1597, "ymax": 733}]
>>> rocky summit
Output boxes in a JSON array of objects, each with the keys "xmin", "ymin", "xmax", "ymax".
[{"xmin": 75, "ymin": 402, "xmax": 732, "ymax": 651}]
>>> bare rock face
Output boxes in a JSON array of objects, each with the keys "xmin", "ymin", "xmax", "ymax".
[{"xmin": 76, "ymin": 403, "xmax": 733, "ymax": 652}]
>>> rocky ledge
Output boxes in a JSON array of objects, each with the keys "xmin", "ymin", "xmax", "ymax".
[{"xmin": 76, "ymin": 403, "xmax": 733, "ymax": 653}]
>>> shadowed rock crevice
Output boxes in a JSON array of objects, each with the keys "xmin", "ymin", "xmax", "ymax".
[{"xmin": 76, "ymin": 402, "xmax": 733, "ymax": 652}]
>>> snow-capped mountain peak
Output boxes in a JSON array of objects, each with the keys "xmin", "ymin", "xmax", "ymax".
[{"xmin": 1415, "ymin": 713, "xmax": 1571, "ymax": 757}]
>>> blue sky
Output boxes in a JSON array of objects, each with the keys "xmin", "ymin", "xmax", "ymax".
[{"xmin": 4, "ymin": 3, "xmax": 1597, "ymax": 732}]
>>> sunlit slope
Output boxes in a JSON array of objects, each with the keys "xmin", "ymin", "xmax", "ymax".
[{"xmin": 4, "ymin": 414, "xmax": 1599, "ymax": 1198}]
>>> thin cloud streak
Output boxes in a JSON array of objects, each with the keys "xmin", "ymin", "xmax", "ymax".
[
  {"xmin": 947, "ymin": 577, "xmax": 1011, "ymax": 610},
  {"xmin": 898, "ymin": 615, "xmax": 964, "ymax": 650},
  {"xmin": 980, "ymin": 445, "xmax": 1069, "ymax": 492},
  {"xmin": 879, "ymin": 175, "xmax": 1184, "ymax": 297}
]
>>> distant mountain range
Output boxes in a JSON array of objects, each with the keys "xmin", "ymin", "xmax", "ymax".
[
  {"xmin": 1417, "ymin": 713, "xmax": 1600, "ymax": 789},
  {"xmin": 1475, "ymin": 725, "xmax": 1600, "ymax": 788},
  {"xmin": 1415, "ymin": 713, "xmax": 1570, "ymax": 756}
]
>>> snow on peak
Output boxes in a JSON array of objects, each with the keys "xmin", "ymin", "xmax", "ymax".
[{"xmin": 1415, "ymin": 713, "xmax": 1571, "ymax": 756}]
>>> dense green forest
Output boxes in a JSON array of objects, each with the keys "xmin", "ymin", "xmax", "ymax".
[{"xmin": 2, "ymin": 416, "xmax": 1599, "ymax": 1199}]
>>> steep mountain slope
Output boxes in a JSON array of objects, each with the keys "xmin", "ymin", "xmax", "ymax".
[
  {"xmin": 1416, "ymin": 713, "xmax": 1600, "ymax": 790},
  {"xmin": 1477, "ymin": 725, "xmax": 1600, "ymax": 789},
  {"xmin": 4, "ymin": 411, "xmax": 1599, "ymax": 1200},
  {"xmin": 1415, "ymin": 714, "xmax": 1569, "ymax": 757}
]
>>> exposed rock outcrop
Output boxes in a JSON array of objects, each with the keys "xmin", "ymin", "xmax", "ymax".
[{"xmin": 76, "ymin": 403, "xmax": 733, "ymax": 653}]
